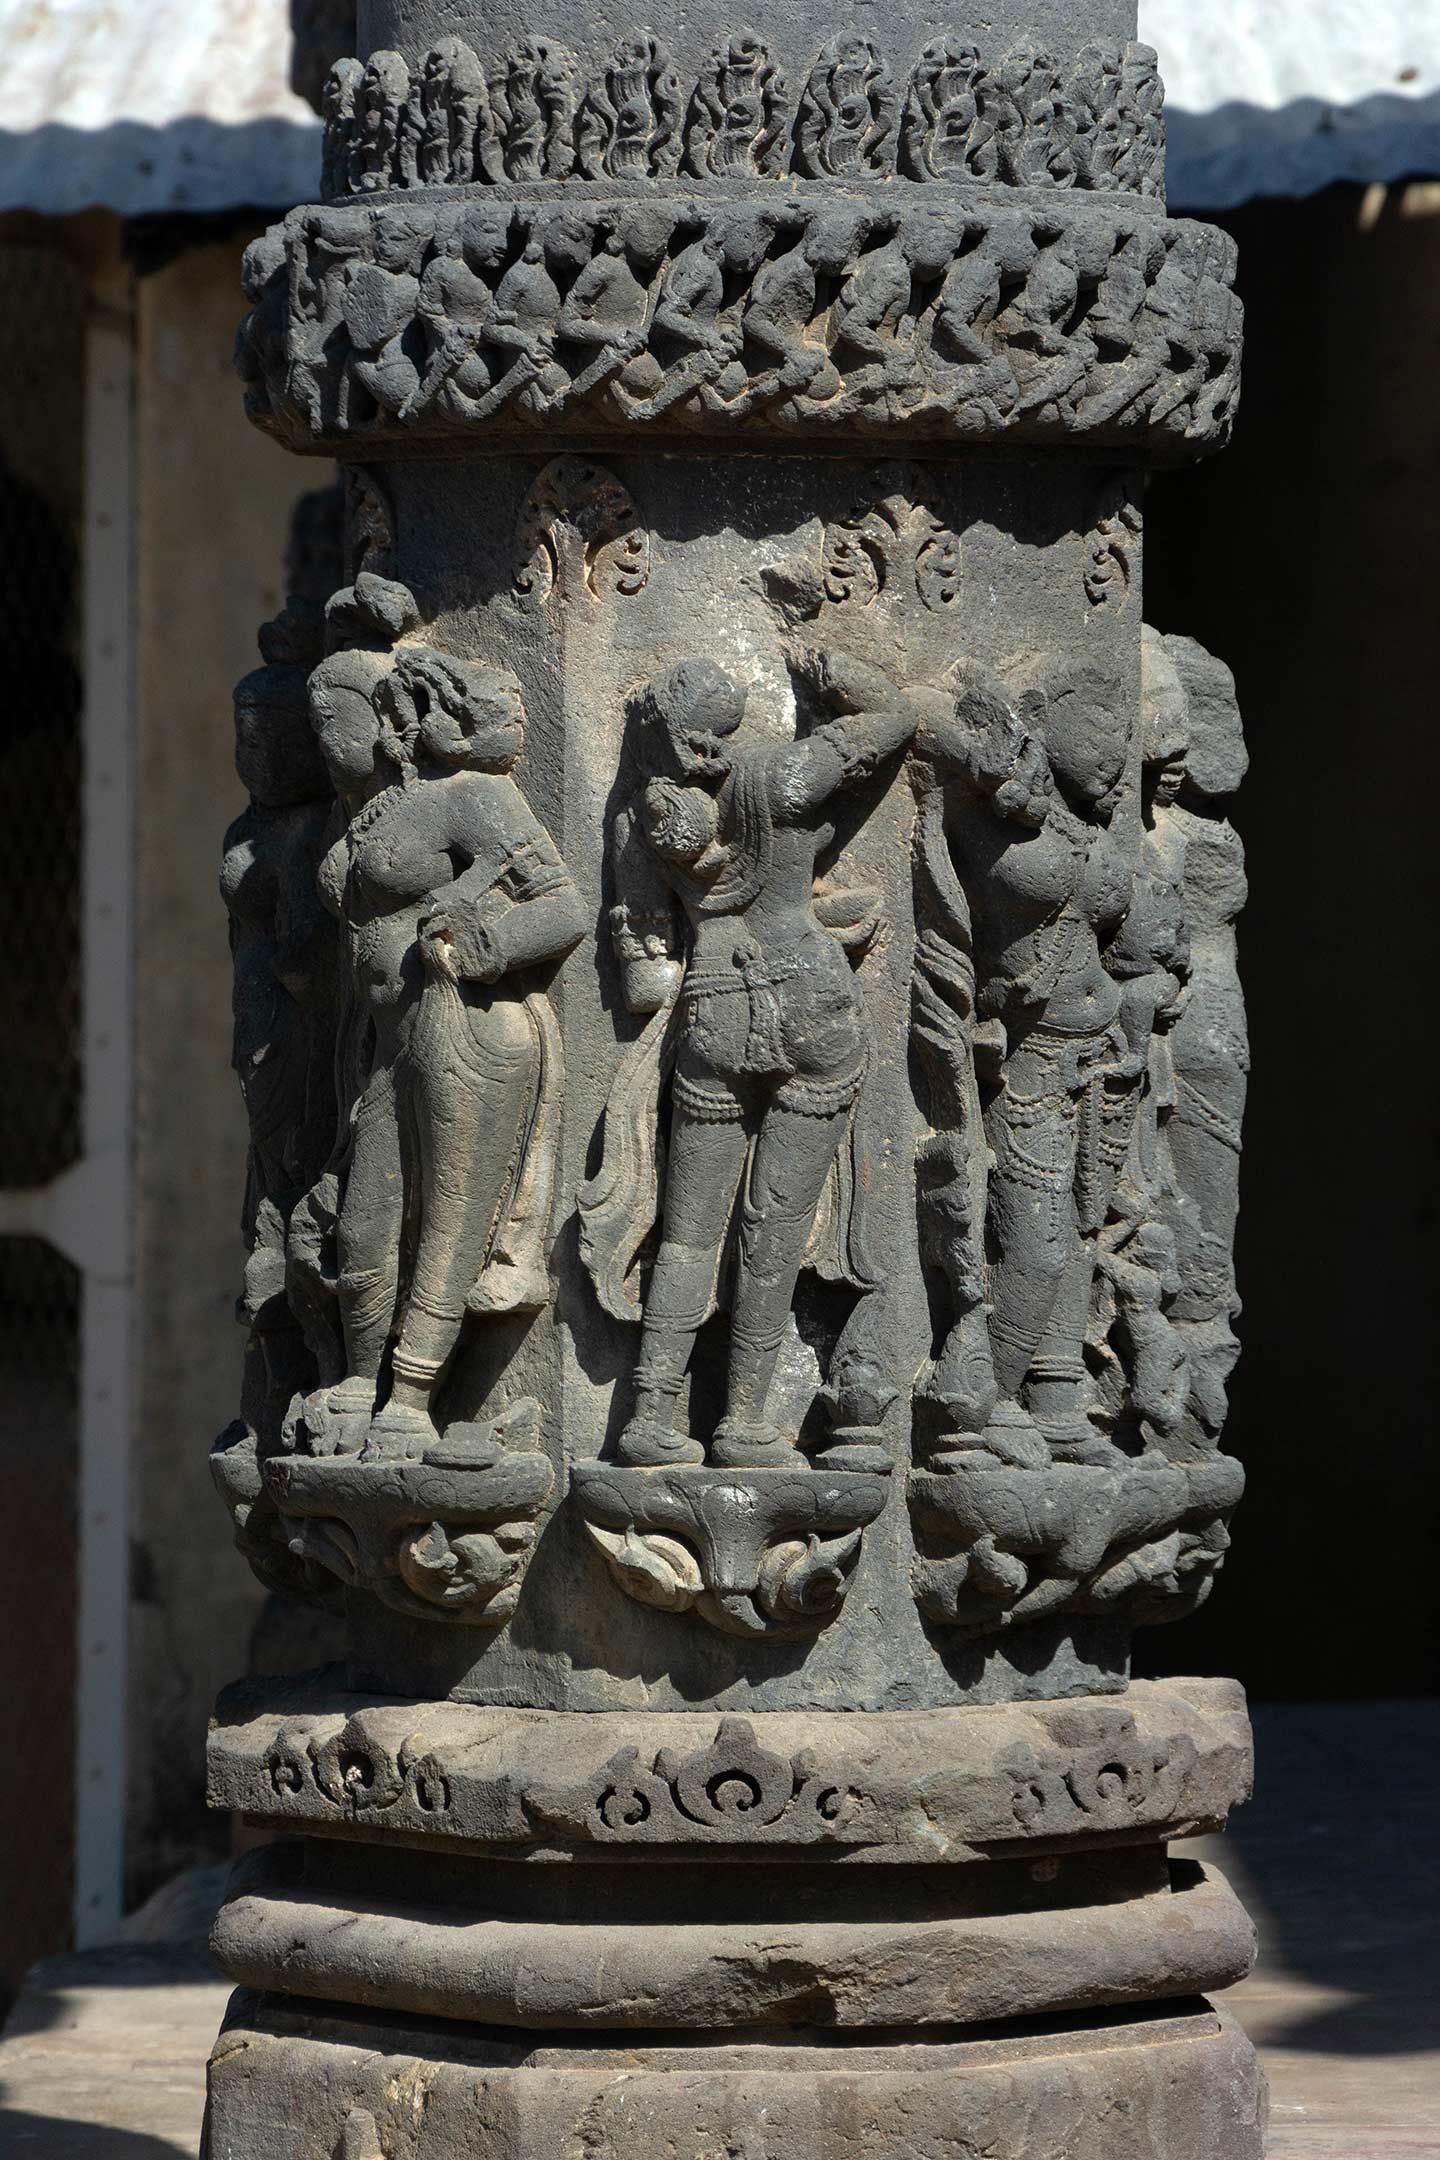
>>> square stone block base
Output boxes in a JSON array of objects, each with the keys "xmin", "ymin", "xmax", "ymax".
[{"xmin": 204, "ymin": 1992, "xmax": 1267, "ymax": 2160}]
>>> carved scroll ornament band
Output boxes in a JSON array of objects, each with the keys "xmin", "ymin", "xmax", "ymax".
[
  {"xmin": 209, "ymin": 1677, "xmax": 1252, "ymax": 1856},
  {"xmin": 237, "ymin": 197, "xmax": 1239, "ymax": 460},
  {"xmin": 320, "ymin": 31, "xmax": 1165, "ymax": 200}
]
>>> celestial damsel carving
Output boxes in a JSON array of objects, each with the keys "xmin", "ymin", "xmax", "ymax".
[
  {"xmin": 905, "ymin": 632, "xmax": 1247, "ymax": 1638},
  {"xmin": 282, "ymin": 602, "xmax": 583, "ymax": 1467},
  {"xmin": 582, "ymin": 652, "xmax": 912, "ymax": 1470}
]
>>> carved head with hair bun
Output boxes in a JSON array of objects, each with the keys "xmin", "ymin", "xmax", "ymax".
[
  {"xmin": 1005, "ymin": 655, "xmax": 1130, "ymax": 809},
  {"xmin": 388, "ymin": 648, "xmax": 526, "ymax": 773},
  {"xmin": 307, "ymin": 646, "xmax": 402, "ymax": 793}
]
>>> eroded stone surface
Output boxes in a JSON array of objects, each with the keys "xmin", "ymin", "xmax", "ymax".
[
  {"xmin": 204, "ymin": 1999, "xmax": 1268, "ymax": 2160},
  {"xmin": 208, "ymin": 1674, "xmax": 1251, "ymax": 1859},
  {"xmin": 212, "ymin": 1848, "xmax": 1255, "ymax": 2028}
]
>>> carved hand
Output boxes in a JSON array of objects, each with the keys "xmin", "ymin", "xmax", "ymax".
[{"xmin": 418, "ymin": 906, "xmax": 500, "ymax": 982}]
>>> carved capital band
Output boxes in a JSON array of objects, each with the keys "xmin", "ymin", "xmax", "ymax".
[
  {"xmin": 319, "ymin": 31, "xmax": 1165, "ymax": 202},
  {"xmin": 237, "ymin": 194, "xmax": 1239, "ymax": 459}
]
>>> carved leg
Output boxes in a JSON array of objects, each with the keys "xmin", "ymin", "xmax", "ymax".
[
  {"xmin": 334, "ymin": 1062, "xmax": 404, "ymax": 1407},
  {"xmin": 982, "ymin": 1078, "xmax": 1081, "ymax": 1467},
  {"xmin": 620, "ymin": 1110, "xmax": 749, "ymax": 1466},
  {"xmin": 371, "ymin": 1054, "xmax": 528, "ymax": 1459},
  {"xmin": 1025, "ymin": 1233, "xmax": 1115, "ymax": 1461},
  {"xmin": 713, "ymin": 1100, "xmax": 851, "ymax": 1468}
]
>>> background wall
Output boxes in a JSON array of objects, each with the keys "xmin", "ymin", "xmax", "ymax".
[
  {"xmin": 1139, "ymin": 180, "xmax": 1440, "ymax": 1700},
  {"xmin": 129, "ymin": 232, "xmax": 299, "ymax": 1900}
]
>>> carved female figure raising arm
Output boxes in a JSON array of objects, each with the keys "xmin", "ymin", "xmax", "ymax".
[{"xmin": 587, "ymin": 653, "xmax": 917, "ymax": 1469}]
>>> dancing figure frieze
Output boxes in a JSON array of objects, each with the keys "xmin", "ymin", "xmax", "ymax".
[
  {"xmin": 237, "ymin": 199, "xmax": 1238, "ymax": 458},
  {"xmin": 314, "ymin": 31, "xmax": 1163, "ymax": 198}
]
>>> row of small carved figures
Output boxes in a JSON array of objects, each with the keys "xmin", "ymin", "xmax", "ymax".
[
  {"xmin": 239, "ymin": 200, "xmax": 1239, "ymax": 441},
  {"xmin": 321, "ymin": 30, "xmax": 1165, "ymax": 199}
]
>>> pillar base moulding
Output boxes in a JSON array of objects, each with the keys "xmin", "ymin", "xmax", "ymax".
[{"xmin": 206, "ymin": 0, "xmax": 1262, "ymax": 2151}]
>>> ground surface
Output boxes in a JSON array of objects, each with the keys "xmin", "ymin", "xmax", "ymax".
[{"xmin": 0, "ymin": 1702, "xmax": 1434, "ymax": 2158}]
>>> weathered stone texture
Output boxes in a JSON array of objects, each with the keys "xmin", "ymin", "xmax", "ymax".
[
  {"xmin": 205, "ymin": 2002, "xmax": 1267, "ymax": 2160},
  {"xmin": 205, "ymin": 0, "xmax": 1262, "ymax": 2148}
]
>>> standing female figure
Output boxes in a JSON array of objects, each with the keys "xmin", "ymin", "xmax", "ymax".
[
  {"xmin": 296, "ymin": 639, "xmax": 582, "ymax": 1460},
  {"xmin": 586, "ymin": 653, "xmax": 917, "ymax": 1469}
]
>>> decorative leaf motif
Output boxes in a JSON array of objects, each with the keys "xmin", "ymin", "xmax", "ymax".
[
  {"xmin": 513, "ymin": 455, "xmax": 651, "ymax": 608},
  {"xmin": 578, "ymin": 32, "xmax": 682, "ymax": 180},
  {"xmin": 587, "ymin": 1525, "xmax": 703, "ymax": 1611},
  {"xmin": 493, "ymin": 39, "xmax": 579, "ymax": 180},
  {"xmin": 685, "ymin": 32, "xmax": 790, "ymax": 178},
  {"xmin": 795, "ymin": 36, "xmax": 896, "ymax": 177},
  {"xmin": 900, "ymin": 42, "xmax": 983, "ymax": 181}
]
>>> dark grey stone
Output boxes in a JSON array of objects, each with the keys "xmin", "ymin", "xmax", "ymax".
[{"xmin": 206, "ymin": 0, "xmax": 1263, "ymax": 2146}]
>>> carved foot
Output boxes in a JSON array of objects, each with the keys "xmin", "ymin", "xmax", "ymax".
[
  {"xmin": 424, "ymin": 1400, "xmax": 542, "ymax": 1470},
  {"xmin": 362, "ymin": 1401, "xmax": 439, "ymax": 1464},
  {"xmin": 710, "ymin": 1418, "xmax": 796, "ymax": 1469},
  {"xmin": 812, "ymin": 1426, "xmax": 893, "ymax": 1474},
  {"xmin": 618, "ymin": 1416, "xmax": 705, "ymax": 1467},
  {"xmin": 1047, "ymin": 1428, "xmax": 1132, "ymax": 1468},
  {"xmin": 960, "ymin": 1401, "xmax": 1052, "ymax": 1471},
  {"xmin": 282, "ymin": 1381, "xmax": 373, "ymax": 1459}
]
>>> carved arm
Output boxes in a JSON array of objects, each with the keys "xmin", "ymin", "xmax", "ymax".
[
  {"xmin": 773, "ymin": 650, "xmax": 922, "ymax": 814},
  {"xmin": 610, "ymin": 802, "xmax": 683, "ymax": 1014},
  {"xmin": 420, "ymin": 834, "xmax": 584, "ymax": 982}
]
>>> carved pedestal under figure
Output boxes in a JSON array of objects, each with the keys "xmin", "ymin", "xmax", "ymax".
[{"xmin": 205, "ymin": 3, "xmax": 1263, "ymax": 2154}]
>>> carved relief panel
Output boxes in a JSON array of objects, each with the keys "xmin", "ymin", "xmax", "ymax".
[{"xmin": 216, "ymin": 445, "xmax": 1245, "ymax": 1700}]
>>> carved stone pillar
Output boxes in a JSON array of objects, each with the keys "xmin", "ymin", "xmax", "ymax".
[{"xmin": 206, "ymin": 2, "xmax": 1262, "ymax": 2153}]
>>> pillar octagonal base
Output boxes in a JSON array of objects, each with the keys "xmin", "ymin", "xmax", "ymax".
[{"xmin": 204, "ymin": 1997, "xmax": 1267, "ymax": 2160}]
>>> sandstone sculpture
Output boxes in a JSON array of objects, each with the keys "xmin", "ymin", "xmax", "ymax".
[{"xmin": 205, "ymin": 2, "xmax": 1263, "ymax": 2153}]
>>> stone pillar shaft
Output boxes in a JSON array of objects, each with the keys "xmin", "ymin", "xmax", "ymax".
[{"xmin": 207, "ymin": 3, "xmax": 1262, "ymax": 2153}]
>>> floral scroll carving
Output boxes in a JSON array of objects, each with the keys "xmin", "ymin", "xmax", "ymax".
[
  {"xmin": 513, "ymin": 456, "xmax": 650, "ymax": 609},
  {"xmin": 527, "ymin": 1716, "xmax": 884, "ymax": 1843}
]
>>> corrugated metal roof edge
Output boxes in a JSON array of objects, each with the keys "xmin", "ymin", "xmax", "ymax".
[
  {"xmin": 1168, "ymin": 87, "xmax": 1440, "ymax": 210},
  {"xmin": 2, "ymin": 93, "xmax": 1438, "ymax": 219},
  {"xmin": 0, "ymin": 116, "xmax": 318, "ymax": 216}
]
